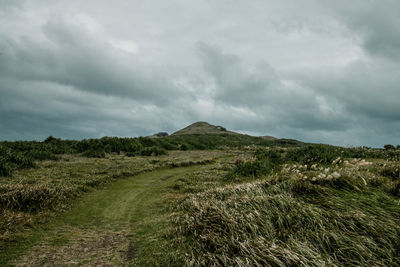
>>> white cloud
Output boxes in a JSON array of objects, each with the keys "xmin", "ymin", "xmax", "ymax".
[{"xmin": 109, "ymin": 39, "xmax": 139, "ymax": 54}]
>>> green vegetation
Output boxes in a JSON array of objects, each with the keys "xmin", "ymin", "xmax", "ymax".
[
  {"xmin": 1, "ymin": 124, "xmax": 400, "ymax": 265},
  {"xmin": 0, "ymin": 150, "xmax": 225, "ymax": 256},
  {"xmin": 0, "ymin": 146, "xmax": 34, "ymax": 177},
  {"xmin": 4, "ymin": 164, "xmax": 221, "ymax": 266},
  {"xmin": 172, "ymin": 121, "xmax": 234, "ymax": 135},
  {"xmin": 169, "ymin": 147, "xmax": 400, "ymax": 266},
  {"xmin": 0, "ymin": 132, "xmax": 302, "ymax": 177}
]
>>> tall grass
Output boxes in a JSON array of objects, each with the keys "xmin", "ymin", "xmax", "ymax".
[{"xmin": 171, "ymin": 153, "xmax": 400, "ymax": 266}]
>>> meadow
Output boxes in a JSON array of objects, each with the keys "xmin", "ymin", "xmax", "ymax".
[{"xmin": 1, "ymin": 133, "xmax": 399, "ymax": 266}]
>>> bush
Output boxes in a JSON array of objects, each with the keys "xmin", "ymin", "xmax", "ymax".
[
  {"xmin": 0, "ymin": 160, "xmax": 12, "ymax": 177},
  {"xmin": 179, "ymin": 144, "xmax": 188, "ymax": 151},
  {"xmin": 0, "ymin": 146, "xmax": 35, "ymax": 176},
  {"xmin": 25, "ymin": 150, "xmax": 58, "ymax": 161},
  {"xmin": 139, "ymin": 146, "xmax": 167, "ymax": 156},
  {"xmin": 82, "ymin": 149, "xmax": 106, "ymax": 158},
  {"xmin": 225, "ymin": 149, "xmax": 283, "ymax": 181},
  {"xmin": 232, "ymin": 160, "xmax": 275, "ymax": 177},
  {"xmin": 124, "ymin": 140, "xmax": 143, "ymax": 153},
  {"xmin": 285, "ymin": 145, "xmax": 341, "ymax": 165},
  {"xmin": 384, "ymin": 144, "xmax": 395, "ymax": 150},
  {"xmin": 255, "ymin": 149, "xmax": 284, "ymax": 165},
  {"xmin": 44, "ymin": 136, "xmax": 60, "ymax": 143}
]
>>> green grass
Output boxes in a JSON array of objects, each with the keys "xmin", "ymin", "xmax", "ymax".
[
  {"xmin": 1, "ymin": 145, "xmax": 400, "ymax": 266},
  {"xmin": 1, "ymin": 163, "xmax": 225, "ymax": 266},
  {"xmin": 0, "ymin": 151, "xmax": 228, "ymax": 257}
]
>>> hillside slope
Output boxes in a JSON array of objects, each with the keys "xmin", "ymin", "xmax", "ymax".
[{"xmin": 172, "ymin": 122, "xmax": 239, "ymax": 136}]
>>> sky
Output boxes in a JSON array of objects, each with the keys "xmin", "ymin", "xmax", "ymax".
[{"xmin": 0, "ymin": 0, "xmax": 399, "ymax": 147}]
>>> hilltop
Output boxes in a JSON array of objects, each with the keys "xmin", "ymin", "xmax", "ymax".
[
  {"xmin": 169, "ymin": 121, "xmax": 303, "ymax": 146},
  {"xmin": 172, "ymin": 121, "xmax": 240, "ymax": 136}
]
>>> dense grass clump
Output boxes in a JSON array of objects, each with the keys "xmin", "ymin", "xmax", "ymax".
[
  {"xmin": 381, "ymin": 164, "xmax": 400, "ymax": 180},
  {"xmin": 225, "ymin": 149, "xmax": 284, "ymax": 181},
  {"xmin": 285, "ymin": 144, "xmax": 343, "ymax": 164},
  {"xmin": 0, "ymin": 184, "xmax": 78, "ymax": 212}
]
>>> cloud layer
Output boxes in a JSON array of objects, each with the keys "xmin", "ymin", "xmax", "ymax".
[{"xmin": 1, "ymin": 0, "xmax": 399, "ymax": 147}]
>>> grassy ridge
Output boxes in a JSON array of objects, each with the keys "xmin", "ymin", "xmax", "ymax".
[{"xmin": 0, "ymin": 134, "xmax": 302, "ymax": 177}]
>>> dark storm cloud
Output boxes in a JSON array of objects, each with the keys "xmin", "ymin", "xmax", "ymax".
[{"xmin": 1, "ymin": 0, "xmax": 400, "ymax": 147}]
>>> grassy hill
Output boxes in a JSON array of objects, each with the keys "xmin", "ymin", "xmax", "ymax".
[{"xmin": 172, "ymin": 121, "xmax": 239, "ymax": 135}]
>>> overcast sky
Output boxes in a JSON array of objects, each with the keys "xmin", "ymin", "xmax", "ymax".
[{"xmin": 1, "ymin": 0, "xmax": 399, "ymax": 147}]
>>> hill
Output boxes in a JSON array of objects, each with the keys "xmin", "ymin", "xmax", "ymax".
[{"xmin": 172, "ymin": 121, "xmax": 239, "ymax": 136}]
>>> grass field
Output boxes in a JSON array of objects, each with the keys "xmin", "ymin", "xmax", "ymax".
[{"xmin": 1, "ymin": 140, "xmax": 400, "ymax": 266}]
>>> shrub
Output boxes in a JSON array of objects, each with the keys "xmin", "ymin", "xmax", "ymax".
[
  {"xmin": 232, "ymin": 160, "xmax": 275, "ymax": 177},
  {"xmin": 44, "ymin": 136, "xmax": 60, "ymax": 143},
  {"xmin": 25, "ymin": 150, "xmax": 58, "ymax": 161},
  {"xmin": 124, "ymin": 140, "xmax": 143, "ymax": 153},
  {"xmin": 254, "ymin": 149, "xmax": 284, "ymax": 165},
  {"xmin": 225, "ymin": 149, "xmax": 283, "ymax": 181},
  {"xmin": 139, "ymin": 146, "xmax": 167, "ymax": 156},
  {"xmin": 384, "ymin": 144, "xmax": 395, "ymax": 150},
  {"xmin": 179, "ymin": 144, "xmax": 188, "ymax": 151},
  {"xmin": 0, "ymin": 146, "xmax": 35, "ymax": 176},
  {"xmin": 285, "ymin": 145, "xmax": 341, "ymax": 165},
  {"xmin": 82, "ymin": 149, "xmax": 106, "ymax": 158},
  {"xmin": 0, "ymin": 160, "xmax": 12, "ymax": 177}
]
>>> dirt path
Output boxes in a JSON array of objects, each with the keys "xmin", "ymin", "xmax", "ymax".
[{"xmin": 10, "ymin": 165, "xmax": 201, "ymax": 266}]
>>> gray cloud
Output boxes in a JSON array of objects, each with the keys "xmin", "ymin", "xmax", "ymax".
[
  {"xmin": 324, "ymin": 0, "xmax": 400, "ymax": 60},
  {"xmin": 0, "ymin": 14, "xmax": 185, "ymax": 105},
  {"xmin": 0, "ymin": 0, "xmax": 399, "ymax": 147},
  {"xmin": 196, "ymin": 42, "xmax": 279, "ymax": 106}
]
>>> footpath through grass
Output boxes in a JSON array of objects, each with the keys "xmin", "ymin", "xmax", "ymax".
[{"xmin": 2, "ymin": 165, "xmax": 204, "ymax": 266}]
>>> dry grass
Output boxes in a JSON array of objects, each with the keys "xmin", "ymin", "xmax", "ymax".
[
  {"xmin": 12, "ymin": 226, "xmax": 131, "ymax": 267},
  {"xmin": 170, "ymin": 158, "xmax": 400, "ymax": 266}
]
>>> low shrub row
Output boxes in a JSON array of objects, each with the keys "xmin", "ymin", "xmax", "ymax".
[{"xmin": 226, "ymin": 145, "xmax": 398, "ymax": 181}]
